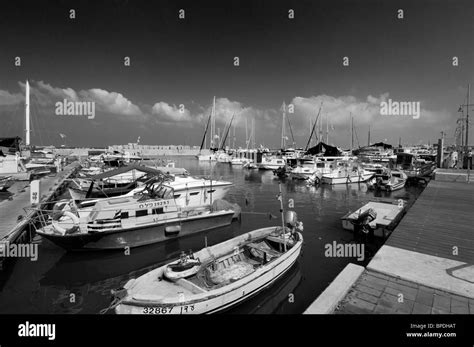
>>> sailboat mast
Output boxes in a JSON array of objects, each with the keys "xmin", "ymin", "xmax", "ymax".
[
  {"xmin": 466, "ymin": 84, "xmax": 470, "ymax": 154},
  {"xmin": 232, "ymin": 122, "xmax": 236, "ymax": 149},
  {"xmin": 326, "ymin": 113, "xmax": 329, "ymax": 144},
  {"xmin": 210, "ymin": 96, "xmax": 216, "ymax": 149},
  {"xmin": 319, "ymin": 113, "xmax": 323, "ymax": 143},
  {"xmin": 25, "ymin": 80, "xmax": 30, "ymax": 146},
  {"xmin": 245, "ymin": 117, "xmax": 248, "ymax": 148},
  {"xmin": 350, "ymin": 113, "xmax": 353, "ymax": 150},
  {"xmin": 252, "ymin": 118, "xmax": 255, "ymax": 149}
]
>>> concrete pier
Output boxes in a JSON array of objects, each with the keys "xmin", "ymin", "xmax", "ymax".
[
  {"xmin": 0, "ymin": 162, "xmax": 80, "ymax": 269},
  {"xmin": 305, "ymin": 179, "xmax": 474, "ymax": 314}
]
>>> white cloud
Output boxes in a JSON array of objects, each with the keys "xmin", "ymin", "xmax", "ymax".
[
  {"xmin": 151, "ymin": 102, "xmax": 191, "ymax": 122},
  {"xmin": 0, "ymin": 90, "xmax": 23, "ymax": 106},
  {"xmin": 85, "ymin": 89, "xmax": 143, "ymax": 116},
  {"xmin": 8, "ymin": 81, "xmax": 144, "ymax": 118}
]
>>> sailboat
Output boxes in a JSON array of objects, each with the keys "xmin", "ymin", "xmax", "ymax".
[
  {"xmin": 197, "ymin": 97, "xmax": 218, "ymax": 161},
  {"xmin": 216, "ymin": 114, "xmax": 235, "ymax": 163}
]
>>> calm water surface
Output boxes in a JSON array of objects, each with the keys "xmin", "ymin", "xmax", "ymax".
[{"xmin": 0, "ymin": 157, "xmax": 424, "ymax": 314}]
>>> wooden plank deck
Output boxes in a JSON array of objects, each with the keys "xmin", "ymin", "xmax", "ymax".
[
  {"xmin": 306, "ymin": 179, "xmax": 474, "ymax": 314},
  {"xmin": 385, "ymin": 180, "xmax": 474, "ymax": 264},
  {"xmin": 0, "ymin": 162, "xmax": 80, "ymax": 244}
]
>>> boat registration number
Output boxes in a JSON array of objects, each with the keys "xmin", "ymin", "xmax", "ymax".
[
  {"xmin": 142, "ymin": 306, "xmax": 173, "ymax": 314},
  {"xmin": 138, "ymin": 200, "xmax": 170, "ymax": 209},
  {"xmin": 141, "ymin": 305, "xmax": 195, "ymax": 314}
]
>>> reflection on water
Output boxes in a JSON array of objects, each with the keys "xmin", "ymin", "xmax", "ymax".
[{"xmin": 0, "ymin": 157, "xmax": 424, "ymax": 314}]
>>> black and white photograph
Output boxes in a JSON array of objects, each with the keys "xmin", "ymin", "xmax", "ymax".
[{"xmin": 0, "ymin": 0, "xmax": 473, "ymax": 345}]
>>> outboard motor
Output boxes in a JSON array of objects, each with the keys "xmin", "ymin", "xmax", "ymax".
[
  {"xmin": 285, "ymin": 210, "xmax": 304, "ymax": 235},
  {"xmin": 285, "ymin": 210, "xmax": 298, "ymax": 228},
  {"xmin": 353, "ymin": 208, "xmax": 377, "ymax": 234}
]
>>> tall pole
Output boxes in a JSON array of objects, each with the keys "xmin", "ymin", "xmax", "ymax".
[
  {"xmin": 211, "ymin": 96, "xmax": 216, "ymax": 149},
  {"xmin": 252, "ymin": 118, "xmax": 255, "ymax": 149},
  {"xmin": 466, "ymin": 84, "xmax": 470, "ymax": 153},
  {"xmin": 25, "ymin": 80, "xmax": 30, "ymax": 146},
  {"xmin": 326, "ymin": 113, "xmax": 329, "ymax": 144},
  {"xmin": 278, "ymin": 183, "xmax": 287, "ymax": 252},
  {"xmin": 245, "ymin": 117, "xmax": 248, "ymax": 148},
  {"xmin": 281, "ymin": 102, "xmax": 286, "ymax": 150},
  {"xmin": 350, "ymin": 113, "xmax": 354, "ymax": 151},
  {"xmin": 319, "ymin": 113, "xmax": 323, "ymax": 143},
  {"xmin": 368, "ymin": 125, "xmax": 371, "ymax": 146},
  {"xmin": 232, "ymin": 121, "xmax": 236, "ymax": 149}
]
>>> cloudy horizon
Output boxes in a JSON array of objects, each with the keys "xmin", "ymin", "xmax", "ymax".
[{"xmin": 1, "ymin": 0, "xmax": 473, "ymax": 149}]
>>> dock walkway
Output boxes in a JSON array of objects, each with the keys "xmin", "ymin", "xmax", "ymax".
[
  {"xmin": 305, "ymin": 179, "xmax": 474, "ymax": 314},
  {"xmin": 0, "ymin": 162, "xmax": 80, "ymax": 246}
]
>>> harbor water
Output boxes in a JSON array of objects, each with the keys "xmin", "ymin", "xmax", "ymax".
[{"xmin": 0, "ymin": 157, "xmax": 424, "ymax": 314}]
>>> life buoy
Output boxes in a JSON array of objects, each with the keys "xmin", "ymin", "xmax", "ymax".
[{"xmin": 52, "ymin": 211, "xmax": 80, "ymax": 235}]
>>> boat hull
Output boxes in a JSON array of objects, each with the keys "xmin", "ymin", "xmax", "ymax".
[
  {"xmin": 37, "ymin": 211, "xmax": 234, "ymax": 251},
  {"xmin": 197, "ymin": 154, "xmax": 217, "ymax": 161},
  {"xmin": 116, "ymin": 230, "xmax": 303, "ymax": 314},
  {"xmin": 322, "ymin": 173, "xmax": 373, "ymax": 185}
]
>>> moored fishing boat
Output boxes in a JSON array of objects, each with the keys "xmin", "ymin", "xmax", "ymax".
[
  {"xmin": 112, "ymin": 211, "xmax": 303, "ymax": 314},
  {"xmin": 230, "ymin": 157, "xmax": 252, "ymax": 166},
  {"xmin": 367, "ymin": 169, "xmax": 407, "ymax": 192},
  {"xmin": 258, "ymin": 156, "xmax": 286, "ymax": 170},
  {"xmin": 33, "ymin": 187, "xmax": 240, "ymax": 250},
  {"xmin": 321, "ymin": 166, "xmax": 374, "ymax": 185}
]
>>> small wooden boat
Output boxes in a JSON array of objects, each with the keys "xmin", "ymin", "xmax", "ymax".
[
  {"xmin": 341, "ymin": 200, "xmax": 406, "ymax": 238},
  {"xmin": 113, "ymin": 211, "xmax": 303, "ymax": 314}
]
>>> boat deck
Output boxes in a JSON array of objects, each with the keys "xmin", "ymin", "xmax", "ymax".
[{"xmin": 132, "ymin": 278, "xmax": 197, "ymax": 301}]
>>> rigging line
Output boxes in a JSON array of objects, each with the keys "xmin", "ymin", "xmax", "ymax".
[{"xmin": 305, "ymin": 102, "xmax": 323, "ymax": 151}]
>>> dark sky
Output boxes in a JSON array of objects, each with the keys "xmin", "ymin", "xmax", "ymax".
[{"xmin": 0, "ymin": 0, "xmax": 473, "ymax": 148}]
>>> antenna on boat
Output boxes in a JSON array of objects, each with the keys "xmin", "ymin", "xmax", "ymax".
[{"xmin": 278, "ymin": 183, "xmax": 287, "ymax": 252}]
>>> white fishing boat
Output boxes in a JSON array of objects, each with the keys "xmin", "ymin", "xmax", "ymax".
[
  {"xmin": 34, "ymin": 187, "xmax": 240, "ymax": 250},
  {"xmin": 197, "ymin": 153, "xmax": 217, "ymax": 161},
  {"xmin": 321, "ymin": 165, "xmax": 374, "ymax": 185},
  {"xmin": 230, "ymin": 157, "xmax": 252, "ymax": 166},
  {"xmin": 258, "ymin": 156, "xmax": 286, "ymax": 170},
  {"xmin": 367, "ymin": 169, "xmax": 407, "ymax": 192},
  {"xmin": 124, "ymin": 175, "xmax": 233, "ymax": 208},
  {"xmin": 113, "ymin": 211, "xmax": 303, "ymax": 314},
  {"xmin": 216, "ymin": 151, "xmax": 232, "ymax": 163}
]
